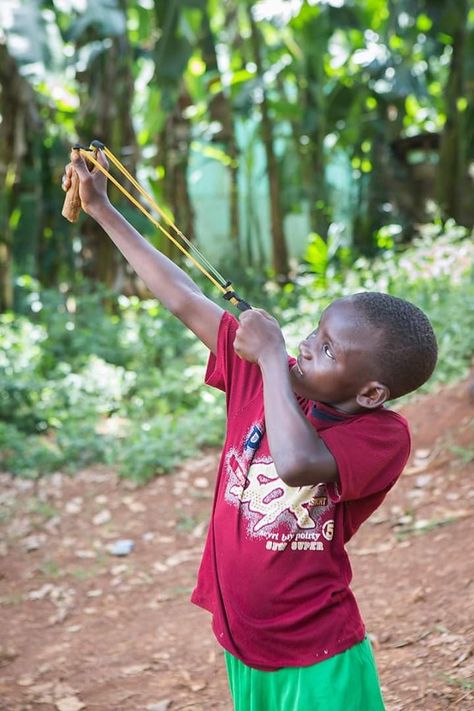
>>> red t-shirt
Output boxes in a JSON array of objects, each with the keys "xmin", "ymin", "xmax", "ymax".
[{"xmin": 191, "ymin": 312, "xmax": 410, "ymax": 670}]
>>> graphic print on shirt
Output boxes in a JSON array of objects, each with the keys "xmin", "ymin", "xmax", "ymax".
[{"xmin": 224, "ymin": 422, "xmax": 335, "ymax": 552}]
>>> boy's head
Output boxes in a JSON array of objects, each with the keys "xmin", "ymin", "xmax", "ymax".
[
  {"xmin": 291, "ymin": 291, "xmax": 438, "ymax": 412},
  {"xmin": 348, "ymin": 292, "xmax": 438, "ymax": 400}
]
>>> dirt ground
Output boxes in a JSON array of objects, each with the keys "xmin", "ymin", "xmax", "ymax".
[{"xmin": 0, "ymin": 378, "xmax": 473, "ymax": 711}]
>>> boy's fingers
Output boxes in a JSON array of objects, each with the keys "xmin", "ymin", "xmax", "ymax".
[
  {"xmin": 70, "ymin": 149, "xmax": 91, "ymax": 178},
  {"xmin": 239, "ymin": 308, "xmax": 274, "ymax": 325},
  {"xmin": 93, "ymin": 148, "xmax": 109, "ymax": 172},
  {"xmin": 61, "ymin": 163, "xmax": 73, "ymax": 191},
  {"xmin": 70, "ymin": 147, "xmax": 109, "ymax": 177},
  {"xmin": 240, "ymin": 308, "xmax": 262, "ymax": 322}
]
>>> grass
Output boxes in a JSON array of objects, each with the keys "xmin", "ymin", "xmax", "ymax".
[
  {"xmin": 39, "ymin": 559, "xmax": 62, "ymax": 577},
  {"xmin": 26, "ymin": 499, "xmax": 58, "ymax": 520},
  {"xmin": 450, "ymin": 444, "xmax": 474, "ymax": 465},
  {"xmin": 440, "ymin": 674, "xmax": 474, "ymax": 691},
  {"xmin": 395, "ymin": 514, "xmax": 468, "ymax": 540}
]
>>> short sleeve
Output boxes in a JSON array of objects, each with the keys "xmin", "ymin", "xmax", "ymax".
[
  {"xmin": 204, "ymin": 312, "xmax": 296, "ymax": 415},
  {"xmin": 204, "ymin": 311, "xmax": 239, "ymax": 392},
  {"xmin": 319, "ymin": 411, "xmax": 411, "ymax": 503},
  {"xmin": 204, "ymin": 311, "xmax": 264, "ymax": 410}
]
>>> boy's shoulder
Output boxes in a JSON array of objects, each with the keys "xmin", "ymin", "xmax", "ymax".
[
  {"xmin": 316, "ymin": 402, "xmax": 411, "ymax": 508},
  {"xmin": 310, "ymin": 399, "xmax": 408, "ymax": 428},
  {"xmin": 310, "ymin": 400, "xmax": 411, "ymax": 458},
  {"xmin": 340, "ymin": 403, "xmax": 410, "ymax": 443},
  {"xmin": 368, "ymin": 404, "xmax": 410, "ymax": 434}
]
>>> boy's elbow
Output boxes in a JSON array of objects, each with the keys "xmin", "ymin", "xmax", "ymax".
[
  {"xmin": 275, "ymin": 457, "xmax": 313, "ymax": 487},
  {"xmin": 279, "ymin": 470, "xmax": 312, "ymax": 488},
  {"xmin": 169, "ymin": 285, "xmax": 204, "ymax": 319},
  {"xmin": 276, "ymin": 455, "xmax": 338, "ymax": 488}
]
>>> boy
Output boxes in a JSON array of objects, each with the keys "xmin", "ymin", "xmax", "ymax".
[{"xmin": 62, "ymin": 149, "xmax": 438, "ymax": 710}]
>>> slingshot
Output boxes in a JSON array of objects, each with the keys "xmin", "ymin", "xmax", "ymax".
[{"xmin": 62, "ymin": 140, "xmax": 251, "ymax": 312}]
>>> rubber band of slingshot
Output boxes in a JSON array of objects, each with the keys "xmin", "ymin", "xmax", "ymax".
[
  {"xmin": 79, "ymin": 147, "xmax": 227, "ymax": 294},
  {"xmin": 75, "ymin": 142, "xmax": 251, "ymax": 310}
]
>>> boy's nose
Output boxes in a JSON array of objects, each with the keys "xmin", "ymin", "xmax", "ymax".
[{"xmin": 299, "ymin": 342, "xmax": 313, "ymax": 359}]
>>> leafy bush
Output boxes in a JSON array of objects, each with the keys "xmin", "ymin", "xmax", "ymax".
[
  {"xmin": 1, "ymin": 281, "xmax": 223, "ymax": 481},
  {"xmin": 116, "ymin": 394, "xmax": 224, "ymax": 483},
  {"xmin": 0, "ymin": 423, "xmax": 63, "ymax": 479}
]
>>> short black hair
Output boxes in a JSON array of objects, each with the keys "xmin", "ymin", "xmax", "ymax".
[{"xmin": 349, "ymin": 292, "xmax": 438, "ymax": 399}]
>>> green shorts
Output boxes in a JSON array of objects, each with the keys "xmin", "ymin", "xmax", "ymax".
[{"xmin": 225, "ymin": 637, "xmax": 385, "ymax": 711}]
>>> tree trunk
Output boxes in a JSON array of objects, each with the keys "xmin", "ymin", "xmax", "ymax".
[
  {"xmin": 248, "ymin": 8, "xmax": 289, "ymax": 279},
  {"xmin": 158, "ymin": 90, "xmax": 195, "ymax": 262},
  {"xmin": 152, "ymin": 1, "xmax": 196, "ymax": 265},
  {"xmin": 75, "ymin": 5, "xmax": 137, "ymax": 290},
  {"xmin": 436, "ymin": 0, "xmax": 468, "ymax": 223},
  {"xmin": 300, "ymin": 38, "xmax": 330, "ymax": 241},
  {"xmin": 0, "ymin": 43, "xmax": 41, "ymax": 311},
  {"xmin": 200, "ymin": 8, "xmax": 241, "ymax": 256}
]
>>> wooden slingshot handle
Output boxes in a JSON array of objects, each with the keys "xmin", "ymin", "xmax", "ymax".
[{"xmin": 62, "ymin": 168, "xmax": 82, "ymax": 223}]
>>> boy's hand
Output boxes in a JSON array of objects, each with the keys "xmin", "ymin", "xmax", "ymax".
[
  {"xmin": 62, "ymin": 148, "xmax": 111, "ymax": 218},
  {"xmin": 234, "ymin": 309, "xmax": 286, "ymax": 365}
]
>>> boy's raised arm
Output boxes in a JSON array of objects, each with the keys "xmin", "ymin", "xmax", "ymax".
[
  {"xmin": 233, "ymin": 309, "xmax": 339, "ymax": 487},
  {"xmin": 62, "ymin": 149, "xmax": 224, "ymax": 353}
]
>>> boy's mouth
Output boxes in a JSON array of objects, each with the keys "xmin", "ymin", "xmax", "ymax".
[{"xmin": 295, "ymin": 358, "xmax": 304, "ymax": 377}]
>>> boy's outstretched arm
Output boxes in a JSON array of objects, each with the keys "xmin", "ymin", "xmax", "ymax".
[
  {"xmin": 62, "ymin": 149, "xmax": 224, "ymax": 353},
  {"xmin": 234, "ymin": 309, "xmax": 339, "ymax": 487}
]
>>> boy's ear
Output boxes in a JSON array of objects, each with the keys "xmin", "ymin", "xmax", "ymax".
[{"xmin": 356, "ymin": 381, "xmax": 390, "ymax": 409}]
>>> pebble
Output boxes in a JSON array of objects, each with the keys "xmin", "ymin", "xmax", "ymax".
[
  {"xmin": 107, "ymin": 539, "xmax": 135, "ymax": 556},
  {"xmin": 110, "ymin": 564, "xmax": 128, "ymax": 576},
  {"xmin": 23, "ymin": 533, "xmax": 47, "ymax": 551},
  {"xmin": 193, "ymin": 477, "xmax": 209, "ymax": 489},
  {"xmin": 65, "ymin": 498, "xmax": 83, "ymax": 514},
  {"xmin": 146, "ymin": 702, "xmax": 171, "ymax": 711},
  {"xmin": 415, "ymin": 474, "xmax": 432, "ymax": 488},
  {"xmin": 93, "ymin": 509, "xmax": 111, "ymax": 526}
]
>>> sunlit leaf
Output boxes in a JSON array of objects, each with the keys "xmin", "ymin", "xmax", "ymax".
[{"xmin": 416, "ymin": 14, "xmax": 432, "ymax": 33}]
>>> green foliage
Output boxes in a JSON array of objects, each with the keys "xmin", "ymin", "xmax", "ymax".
[
  {"xmin": 0, "ymin": 423, "xmax": 62, "ymax": 480},
  {"xmin": 56, "ymin": 420, "xmax": 114, "ymax": 471},
  {"xmin": 302, "ymin": 230, "xmax": 352, "ymax": 288},
  {"xmin": 0, "ymin": 223, "xmax": 472, "ymax": 481},
  {"xmin": 2, "ymin": 0, "xmax": 474, "ymax": 297},
  {"xmin": 0, "ymin": 283, "xmax": 224, "ymax": 482},
  {"xmin": 0, "ymin": 314, "xmax": 48, "ymax": 431},
  {"xmin": 117, "ymin": 395, "xmax": 224, "ymax": 484}
]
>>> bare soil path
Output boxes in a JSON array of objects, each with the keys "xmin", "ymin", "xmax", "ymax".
[{"xmin": 0, "ymin": 379, "xmax": 473, "ymax": 710}]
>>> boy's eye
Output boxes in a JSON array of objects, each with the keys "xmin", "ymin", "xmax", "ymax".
[{"xmin": 323, "ymin": 344, "xmax": 335, "ymax": 360}]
